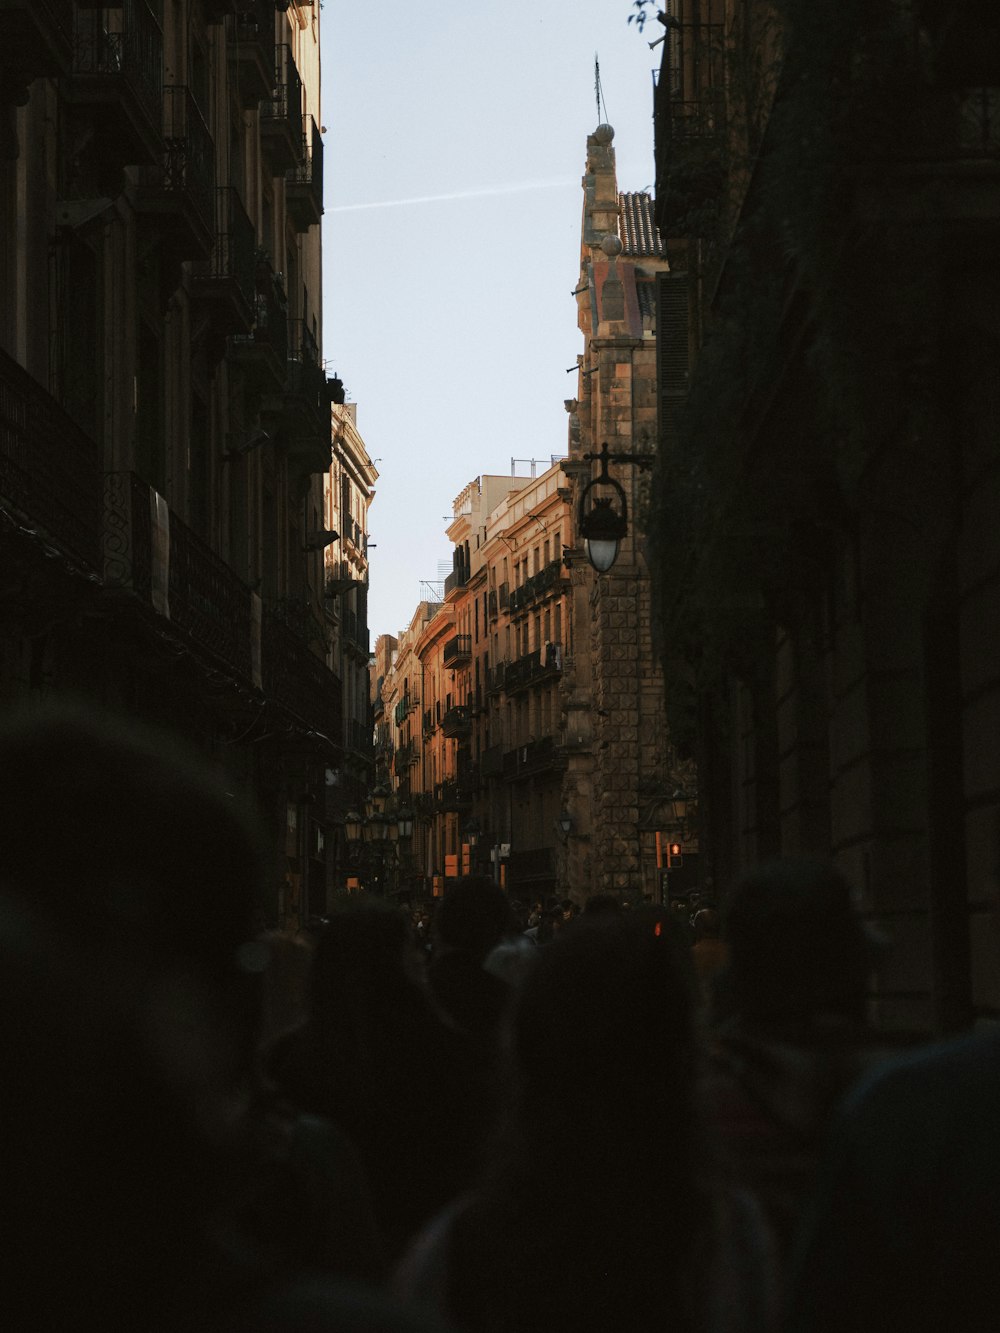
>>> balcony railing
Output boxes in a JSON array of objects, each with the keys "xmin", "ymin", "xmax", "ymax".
[
  {"xmin": 228, "ymin": 253, "xmax": 288, "ymax": 390},
  {"xmin": 283, "ymin": 317, "xmax": 330, "ymax": 475},
  {"xmin": 103, "ymin": 472, "xmax": 254, "ymax": 678},
  {"xmin": 168, "ymin": 505, "xmax": 253, "ymax": 677},
  {"xmin": 135, "ymin": 83, "xmax": 216, "ymax": 260},
  {"xmin": 441, "ymin": 704, "xmax": 471, "ymax": 739},
  {"xmin": 504, "ymin": 642, "xmax": 563, "ymax": 694},
  {"xmin": 395, "ymin": 741, "xmax": 418, "ymax": 769},
  {"xmin": 70, "ymin": 0, "xmax": 163, "ymax": 166},
  {"xmin": 507, "ymin": 559, "xmax": 566, "ymax": 615},
  {"xmin": 263, "ymin": 607, "xmax": 342, "ymax": 744},
  {"xmin": 191, "ymin": 186, "xmax": 256, "ymax": 341},
  {"xmin": 436, "ymin": 779, "xmax": 473, "ymax": 812},
  {"xmin": 229, "ymin": 0, "xmax": 274, "ymax": 108},
  {"xmin": 422, "ymin": 707, "xmax": 436, "ymax": 735},
  {"xmin": 286, "ymin": 116, "xmax": 324, "ymax": 230},
  {"xmin": 443, "ymin": 633, "xmax": 472, "ymax": 667},
  {"xmin": 261, "ymin": 43, "xmax": 303, "ymax": 174},
  {"xmin": 444, "ymin": 567, "xmax": 468, "ymax": 597},
  {"xmin": 0, "ymin": 348, "xmax": 103, "ymax": 574}
]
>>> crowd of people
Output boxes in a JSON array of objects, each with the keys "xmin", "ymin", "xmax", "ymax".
[{"xmin": 2, "ymin": 699, "xmax": 997, "ymax": 1330}]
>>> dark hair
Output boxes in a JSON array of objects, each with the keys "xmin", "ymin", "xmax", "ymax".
[
  {"xmin": 449, "ymin": 908, "xmax": 712, "ymax": 1332},
  {"xmin": 433, "ymin": 876, "xmax": 514, "ymax": 957},
  {"xmin": 0, "ymin": 699, "xmax": 266, "ymax": 976}
]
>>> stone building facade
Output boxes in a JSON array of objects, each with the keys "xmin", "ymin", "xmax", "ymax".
[
  {"xmin": 561, "ymin": 125, "xmax": 696, "ymax": 905},
  {"xmin": 648, "ymin": 0, "xmax": 1000, "ymax": 1032},
  {"xmin": 1, "ymin": 0, "xmax": 343, "ymax": 929},
  {"xmin": 322, "ymin": 401, "xmax": 377, "ymax": 899}
]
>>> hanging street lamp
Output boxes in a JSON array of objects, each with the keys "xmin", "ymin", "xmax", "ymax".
[{"xmin": 577, "ymin": 441, "xmax": 655, "ymax": 573}]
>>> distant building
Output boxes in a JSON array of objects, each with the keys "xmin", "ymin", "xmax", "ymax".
[{"xmin": 375, "ymin": 128, "xmax": 695, "ymax": 907}]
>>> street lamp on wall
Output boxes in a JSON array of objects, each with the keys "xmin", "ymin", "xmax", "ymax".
[
  {"xmin": 577, "ymin": 441, "xmax": 655, "ymax": 573},
  {"xmin": 397, "ymin": 807, "xmax": 414, "ymax": 841},
  {"xmin": 344, "ymin": 809, "xmax": 364, "ymax": 845}
]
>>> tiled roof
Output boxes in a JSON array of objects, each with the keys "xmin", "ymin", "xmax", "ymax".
[{"xmin": 619, "ymin": 192, "xmax": 664, "ymax": 257}]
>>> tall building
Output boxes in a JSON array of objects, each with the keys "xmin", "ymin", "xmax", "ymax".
[
  {"xmin": 1, "ymin": 0, "xmax": 342, "ymax": 929},
  {"xmin": 561, "ymin": 124, "xmax": 697, "ymax": 905},
  {"xmin": 648, "ymin": 1, "xmax": 1000, "ymax": 1032},
  {"xmin": 322, "ymin": 400, "xmax": 377, "ymax": 897}
]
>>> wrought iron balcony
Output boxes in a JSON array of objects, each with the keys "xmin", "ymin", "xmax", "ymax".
[
  {"xmin": 504, "ymin": 735, "xmax": 565, "ymax": 781},
  {"xmin": 228, "ymin": 253, "xmax": 288, "ymax": 391},
  {"xmin": 228, "ymin": 0, "xmax": 274, "ymax": 109},
  {"xmin": 281, "ymin": 318, "xmax": 330, "ymax": 477},
  {"xmin": 443, "ymin": 633, "xmax": 472, "ymax": 667},
  {"xmin": 0, "ymin": 0, "xmax": 74, "ymax": 98},
  {"xmin": 422, "ymin": 708, "xmax": 436, "ymax": 735},
  {"xmin": 134, "ymin": 84, "xmax": 216, "ymax": 261},
  {"xmin": 263, "ymin": 606, "xmax": 342, "ymax": 745},
  {"xmin": 444, "ymin": 566, "xmax": 468, "ymax": 597},
  {"xmin": 504, "ymin": 642, "xmax": 563, "ymax": 694},
  {"xmin": 68, "ymin": 0, "xmax": 163, "ymax": 167},
  {"xmin": 286, "ymin": 116, "xmax": 324, "ymax": 231},
  {"xmin": 395, "ymin": 740, "xmax": 418, "ymax": 770},
  {"xmin": 261, "ymin": 43, "xmax": 303, "ymax": 175},
  {"xmin": 435, "ymin": 778, "xmax": 473, "ymax": 812},
  {"xmin": 0, "ymin": 347, "xmax": 102, "ymax": 574},
  {"xmin": 190, "ymin": 187, "xmax": 256, "ymax": 351},
  {"xmin": 508, "ymin": 559, "xmax": 566, "ymax": 615},
  {"xmin": 103, "ymin": 472, "xmax": 254, "ymax": 680},
  {"xmin": 441, "ymin": 704, "xmax": 472, "ymax": 739}
]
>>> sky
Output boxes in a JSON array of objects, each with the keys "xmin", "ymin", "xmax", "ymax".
[{"xmin": 320, "ymin": 2, "xmax": 659, "ymax": 642}]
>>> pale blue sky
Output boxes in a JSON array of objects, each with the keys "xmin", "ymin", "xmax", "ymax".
[{"xmin": 321, "ymin": 2, "xmax": 658, "ymax": 640}]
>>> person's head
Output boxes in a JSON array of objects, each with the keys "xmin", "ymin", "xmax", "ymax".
[
  {"xmin": 0, "ymin": 698, "xmax": 266, "ymax": 980},
  {"xmin": 725, "ymin": 857, "xmax": 879, "ymax": 1029},
  {"xmin": 693, "ymin": 908, "xmax": 721, "ymax": 941},
  {"xmin": 583, "ymin": 892, "xmax": 623, "ymax": 917},
  {"xmin": 0, "ymin": 699, "xmax": 270, "ymax": 1090},
  {"xmin": 309, "ymin": 895, "xmax": 422, "ymax": 1022},
  {"xmin": 433, "ymin": 875, "xmax": 514, "ymax": 958},
  {"xmin": 512, "ymin": 908, "xmax": 700, "ymax": 1145}
]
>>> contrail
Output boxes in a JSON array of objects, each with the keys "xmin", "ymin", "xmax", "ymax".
[{"xmin": 328, "ymin": 178, "xmax": 576, "ymax": 213}]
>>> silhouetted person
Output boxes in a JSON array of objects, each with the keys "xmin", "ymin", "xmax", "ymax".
[
  {"xmin": 705, "ymin": 858, "xmax": 889, "ymax": 1282},
  {"xmin": 427, "ymin": 876, "xmax": 516, "ymax": 1040},
  {"xmin": 691, "ymin": 906, "xmax": 729, "ymax": 1013},
  {"xmin": 266, "ymin": 896, "xmax": 491, "ymax": 1262},
  {"xmin": 788, "ymin": 1025, "xmax": 1000, "ymax": 1333},
  {"xmin": 397, "ymin": 908, "xmax": 777, "ymax": 1332},
  {"xmin": 0, "ymin": 701, "xmax": 384, "ymax": 1327}
]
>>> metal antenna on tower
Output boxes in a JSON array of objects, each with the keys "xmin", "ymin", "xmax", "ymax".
[{"xmin": 594, "ymin": 53, "xmax": 609, "ymax": 124}]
